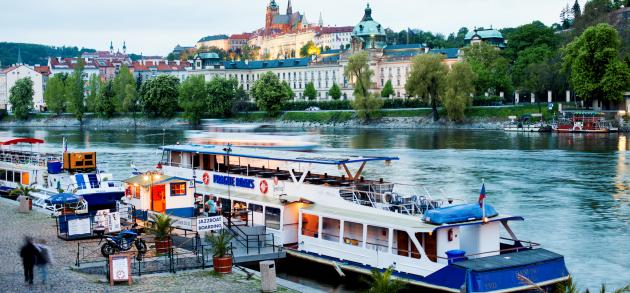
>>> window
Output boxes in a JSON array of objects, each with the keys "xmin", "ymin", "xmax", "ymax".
[
  {"xmin": 322, "ymin": 217, "xmax": 340, "ymax": 242},
  {"xmin": 367, "ymin": 226, "xmax": 389, "ymax": 252},
  {"xmin": 0, "ymin": 169, "xmax": 5, "ymax": 181},
  {"xmin": 6, "ymin": 170, "xmax": 13, "ymax": 182},
  {"xmin": 343, "ymin": 221, "xmax": 364, "ymax": 246},
  {"xmin": 170, "ymin": 182, "xmax": 186, "ymax": 196},
  {"xmin": 393, "ymin": 230, "xmax": 421, "ymax": 259},
  {"xmin": 248, "ymin": 203, "xmax": 263, "ymax": 213},
  {"xmin": 265, "ymin": 206, "xmax": 281, "ymax": 230},
  {"xmin": 301, "ymin": 213, "xmax": 319, "ymax": 238}
]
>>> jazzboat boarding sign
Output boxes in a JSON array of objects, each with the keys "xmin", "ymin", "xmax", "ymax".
[{"xmin": 197, "ymin": 216, "xmax": 223, "ymax": 233}]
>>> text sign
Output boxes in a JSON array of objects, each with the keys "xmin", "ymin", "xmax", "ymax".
[
  {"xmin": 109, "ymin": 254, "xmax": 132, "ymax": 285},
  {"xmin": 68, "ymin": 218, "xmax": 91, "ymax": 236},
  {"xmin": 108, "ymin": 212, "xmax": 121, "ymax": 233},
  {"xmin": 197, "ymin": 216, "xmax": 223, "ymax": 233},
  {"xmin": 213, "ymin": 174, "xmax": 255, "ymax": 189}
]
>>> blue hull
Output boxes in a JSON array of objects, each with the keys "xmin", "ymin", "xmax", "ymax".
[
  {"xmin": 293, "ymin": 248, "xmax": 569, "ymax": 292},
  {"xmin": 80, "ymin": 192, "xmax": 124, "ymax": 211}
]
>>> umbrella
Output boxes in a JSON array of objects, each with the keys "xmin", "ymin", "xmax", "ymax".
[{"xmin": 45, "ymin": 193, "xmax": 80, "ymax": 205}]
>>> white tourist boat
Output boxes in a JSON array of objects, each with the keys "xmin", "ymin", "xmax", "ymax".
[
  {"xmin": 503, "ymin": 114, "xmax": 550, "ymax": 132},
  {"xmin": 0, "ymin": 137, "xmax": 124, "ymax": 214},
  {"xmin": 124, "ymin": 144, "xmax": 570, "ymax": 292}
]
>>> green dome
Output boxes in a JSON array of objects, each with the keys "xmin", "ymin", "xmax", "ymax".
[
  {"xmin": 464, "ymin": 28, "xmax": 503, "ymax": 40},
  {"xmin": 352, "ymin": 4, "xmax": 385, "ymax": 37}
]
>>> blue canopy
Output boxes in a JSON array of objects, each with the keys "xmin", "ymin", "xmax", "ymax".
[
  {"xmin": 423, "ymin": 203, "xmax": 498, "ymax": 225},
  {"xmin": 45, "ymin": 193, "xmax": 80, "ymax": 205}
]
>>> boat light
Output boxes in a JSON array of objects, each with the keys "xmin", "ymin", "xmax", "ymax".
[
  {"xmin": 153, "ymin": 174, "xmax": 161, "ymax": 180},
  {"xmin": 143, "ymin": 175, "xmax": 149, "ymax": 181},
  {"xmin": 482, "ymin": 217, "xmax": 489, "ymax": 224}
]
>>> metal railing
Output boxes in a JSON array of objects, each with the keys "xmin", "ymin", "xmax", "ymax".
[{"xmin": 0, "ymin": 151, "xmax": 60, "ymax": 167}]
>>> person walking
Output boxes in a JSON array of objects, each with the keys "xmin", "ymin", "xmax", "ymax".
[
  {"xmin": 35, "ymin": 239, "xmax": 52, "ymax": 285},
  {"xmin": 19, "ymin": 236, "xmax": 40, "ymax": 285}
]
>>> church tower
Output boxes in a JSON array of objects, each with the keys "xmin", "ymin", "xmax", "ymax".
[
  {"xmin": 287, "ymin": 0, "xmax": 292, "ymax": 15},
  {"xmin": 266, "ymin": 0, "xmax": 279, "ymax": 33}
]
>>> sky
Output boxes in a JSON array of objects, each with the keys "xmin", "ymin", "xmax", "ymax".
[{"xmin": 0, "ymin": 0, "xmax": 576, "ymax": 56}]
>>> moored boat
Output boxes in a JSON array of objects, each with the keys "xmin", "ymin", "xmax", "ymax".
[
  {"xmin": 503, "ymin": 114, "xmax": 551, "ymax": 132},
  {"xmin": 124, "ymin": 144, "xmax": 570, "ymax": 292},
  {"xmin": 553, "ymin": 111, "xmax": 617, "ymax": 133}
]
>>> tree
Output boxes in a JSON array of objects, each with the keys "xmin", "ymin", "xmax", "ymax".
[
  {"xmin": 140, "ymin": 75, "xmax": 180, "ymax": 118},
  {"xmin": 123, "ymin": 84, "xmax": 139, "ymax": 122},
  {"xmin": 44, "ymin": 75, "xmax": 66, "ymax": 115},
  {"xmin": 572, "ymin": 0, "xmax": 582, "ymax": 18},
  {"xmin": 95, "ymin": 80, "xmax": 116, "ymax": 118},
  {"xmin": 462, "ymin": 42, "xmax": 513, "ymax": 97},
  {"xmin": 304, "ymin": 82, "xmax": 317, "ymax": 100},
  {"xmin": 251, "ymin": 72, "xmax": 292, "ymax": 117},
  {"xmin": 65, "ymin": 58, "xmax": 86, "ymax": 122},
  {"xmin": 178, "ymin": 75, "xmax": 207, "ymax": 125},
  {"xmin": 563, "ymin": 23, "xmax": 630, "ymax": 105},
  {"xmin": 328, "ymin": 83, "xmax": 342, "ymax": 100},
  {"xmin": 367, "ymin": 267, "xmax": 405, "ymax": 293},
  {"xmin": 299, "ymin": 41, "xmax": 320, "ymax": 57},
  {"xmin": 113, "ymin": 65, "xmax": 135, "ymax": 112},
  {"xmin": 512, "ymin": 45, "xmax": 555, "ymax": 89},
  {"xmin": 86, "ymin": 74, "xmax": 102, "ymax": 113},
  {"xmin": 344, "ymin": 52, "xmax": 383, "ymax": 120},
  {"xmin": 443, "ymin": 62, "xmax": 476, "ymax": 122},
  {"xmin": 8, "ymin": 77, "xmax": 34, "ymax": 120},
  {"xmin": 380, "ymin": 80, "xmax": 394, "ymax": 98},
  {"xmin": 502, "ymin": 21, "xmax": 559, "ymax": 63},
  {"xmin": 406, "ymin": 54, "xmax": 448, "ymax": 121},
  {"xmin": 206, "ymin": 77, "xmax": 239, "ymax": 118}
]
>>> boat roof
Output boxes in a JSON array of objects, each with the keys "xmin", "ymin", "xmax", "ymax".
[
  {"xmin": 161, "ymin": 144, "xmax": 399, "ymax": 165},
  {"xmin": 301, "ymin": 204, "xmax": 523, "ymax": 232},
  {"xmin": 124, "ymin": 174, "xmax": 188, "ymax": 187},
  {"xmin": 0, "ymin": 137, "xmax": 44, "ymax": 145}
]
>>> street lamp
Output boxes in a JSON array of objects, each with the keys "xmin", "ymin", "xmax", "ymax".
[{"xmin": 223, "ymin": 144, "xmax": 232, "ymax": 228}]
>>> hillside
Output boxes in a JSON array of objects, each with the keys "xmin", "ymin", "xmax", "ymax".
[{"xmin": 0, "ymin": 42, "xmax": 95, "ymax": 67}]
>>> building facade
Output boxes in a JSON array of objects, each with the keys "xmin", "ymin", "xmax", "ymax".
[
  {"xmin": 464, "ymin": 28, "xmax": 507, "ymax": 48},
  {"xmin": 315, "ymin": 26, "xmax": 354, "ymax": 51},
  {"xmin": 196, "ymin": 35, "xmax": 230, "ymax": 51},
  {"xmin": 265, "ymin": 0, "xmax": 304, "ymax": 35},
  {"xmin": 1, "ymin": 65, "xmax": 46, "ymax": 111}
]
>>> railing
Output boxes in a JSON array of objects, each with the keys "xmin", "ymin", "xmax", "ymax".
[
  {"xmin": 0, "ymin": 151, "xmax": 61, "ymax": 167},
  {"xmin": 223, "ymin": 215, "xmax": 280, "ymax": 255}
]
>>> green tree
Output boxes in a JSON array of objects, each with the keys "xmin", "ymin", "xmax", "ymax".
[
  {"xmin": 8, "ymin": 77, "xmax": 34, "ymax": 120},
  {"xmin": 44, "ymin": 75, "xmax": 66, "ymax": 115},
  {"xmin": 123, "ymin": 84, "xmax": 139, "ymax": 122},
  {"xmin": 344, "ymin": 52, "xmax": 382, "ymax": 120},
  {"xmin": 95, "ymin": 80, "xmax": 116, "ymax": 118},
  {"xmin": 251, "ymin": 71, "xmax": 292, "ymax": 117},
  {"xmin": 380, "ymin": 80, "xmax": 394, "ymax": 98},
  {"xmin": 140, "ymin": 75, "xmax": 180, "ymax": 118},
  {"xmin": 462, "ymin": 42, "xmax": 513, "ymax": 97},
  {"xmin": 206, "ymin": 77, "xmax": 238, "ymax": 118},
  {"xmin": 85, "ymin": 74, "xmax": 101, "ymax": 113},
  {"xmin": 328, "ymin": 83, "xmax": 342, "ymax": 100},
  {"xmin": 113, "ymin": 65, "xmax": 135, "ymax": 112},
  {"xmin": 563, "ymin": 23, "xmax": 630, "ymax": 105},
  {"xmin": 572, "ymin": 0, "xmax": 582, "ymax": 18},
  {"xmin": 65, "ymin": 58, "xmax": 86, "ymax": 122},
  {"xmin": 512, "ymin": 46, "xmax": 555, "ymax": 89},
  {"xmin": 304, "ymin": 82, "xmax": 317, "ymax": 100},
  {"xmin": 443, "ymin": 62, "xmax": 476, "ymax": 122},
  {"xmin": 178, "ymin": 75, "xmax": 207, "ymax": 125},
  {"xmin": 406, "ymin": 54, "xmax": 448, "ymax": 121},
  {"xmin": 502, "ymin": 21, "xmax": 559, "ymax": 63},
  {"xmin": 299, "ymin": 41, "xmax": 318, "ymax": 57}
]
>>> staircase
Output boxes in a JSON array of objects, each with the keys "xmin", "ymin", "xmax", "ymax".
[{"xmin": 226, "ymin": 223, "xmax": 285, "ymax": 264}]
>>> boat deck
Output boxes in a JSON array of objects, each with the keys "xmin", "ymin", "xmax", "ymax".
[{"xmin": 453, "ymin": 248, "xmax": 563, "ymax": 272}]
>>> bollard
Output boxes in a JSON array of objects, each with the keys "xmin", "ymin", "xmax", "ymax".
[{"xmin": 260, "ymin": 260, "xmax": 277, "ymax": 292}]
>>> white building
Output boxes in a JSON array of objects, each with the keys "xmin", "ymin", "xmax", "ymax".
[
  {"xmin": 315, "ymin": 26, "xmax": 353, "ymax": 51},
  {"xmin": 48, "ymin": 57, "xmax": 100, "ymax": 82},
  {"xmin": 1, "ymin": 65, "xmax": 47, "ymax": 111}
]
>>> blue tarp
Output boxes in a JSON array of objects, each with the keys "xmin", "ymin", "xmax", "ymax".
[
  {"xmin": 423, "ymin": 203, "xmax": 498, "ymax": 225},
  {"xmin": 45, "ymin": 193, "xmax": 80, "ymax": 205}
]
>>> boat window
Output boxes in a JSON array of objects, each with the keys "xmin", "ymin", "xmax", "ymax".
[
  {"xmin": 192, "ymin": 154, "xmax": 200, "ymax": 169},
  {"xmin": 131, "ymin": 185, "xmax": 141, "ymax": 199},
  {"xmin": 301, "ymin": 213, "xmax": 319, "ymax": 238},
  {"xmin": 14, "ymin": 171, "xmax": 22, "ymax": 183},
  {"xmin": 416, "ymin": 232, "xmax": 437, "ymax": 262},
  {"xmin": 367, "ymin": 226, "xmax": 389, "ymax": 253},
  {"xmin": 265, "ymin": 207, "xmax": 281, "ymax": 230},
  {"xmin": 393, "ymin": 230, "xmax": 421, "ymax": 259},
  {"xmin": 6, "ymin": 170, "xmax": 13, "ymax": 182},
  {"xmin": 248, "ymin": 203, "xmax": 263, "ymax": 213},
  {"xmin": 343, "ymin": 221, "xmax": 363, "ymax": 247},
  {"xmin": 0, "ymin": 169, "xmax": 5, "ymax": 181},
  {"xmin": 170, "ymin": 151, "xmax": 182, "ymax": 167},
  {"xmin": 170, "ymin": 182, "xmax": 186, "ymax": 196},
  {"xmin": 321, "ymin": 217, "xmax": 340, "ymax": 242}
]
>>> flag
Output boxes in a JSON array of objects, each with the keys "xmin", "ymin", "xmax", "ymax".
[{"xmin": 478, "ymin": 183, "xmax": 486, "ymax": 208}]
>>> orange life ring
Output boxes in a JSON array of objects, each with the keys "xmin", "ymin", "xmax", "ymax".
[
  {"xmin": 260, "ymin": 180, "xmax": 269, "ymax": 194},
  {"xmin": 202, "ymin": 172, "xmax": 210, "ymax": 185}
]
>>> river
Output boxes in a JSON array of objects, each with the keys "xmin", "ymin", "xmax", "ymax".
[{"xmin": 3, "ymin": 127, "xmax": 628, "ymax": 291}]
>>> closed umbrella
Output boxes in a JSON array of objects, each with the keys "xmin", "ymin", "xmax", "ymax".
[{"xmin": 45, "ymin": 193, "xmax": 80, "ymax": 205}]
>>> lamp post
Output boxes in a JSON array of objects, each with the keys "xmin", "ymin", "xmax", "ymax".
[{"xmin": 223, "ymin": 144, "xmax": 232, "ymax": 228}]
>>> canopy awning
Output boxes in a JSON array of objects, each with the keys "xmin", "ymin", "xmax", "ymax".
[
  {"xmin": 0, "ymin": 137, "xmax": 44, "ymax": 145},
  {"xmin": 45, "ymin": 193, "xmax": 80, "ymax": 205},
  {"xmin": 124, "ymin": 174, "xmax": 188, "ymax": 187}
]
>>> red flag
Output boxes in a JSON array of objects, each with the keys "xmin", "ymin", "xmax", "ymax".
[{"xmin": 478, "ymin": 183, "xmax": 486, "ymax": 208}]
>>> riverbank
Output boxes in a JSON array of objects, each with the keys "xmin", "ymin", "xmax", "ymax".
[{"xmin": 0, "ymin": 115, "xmax": 191, "ymax": 129}]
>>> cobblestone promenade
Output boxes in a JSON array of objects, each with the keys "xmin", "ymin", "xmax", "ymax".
[{"xmin": 0, "ymin": 200, "xmax": 297, "ymax": 292}]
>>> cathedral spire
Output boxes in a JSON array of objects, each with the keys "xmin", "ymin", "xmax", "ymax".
[
  {"xmin": 287, "ymin": 0, "xmax": 292, "ymax": 15},
  {"xmin": 109, "ymin": 41, "xmax": 114, "ymax": 54},
  {"xmin": 318, "ymin": 12, "xmax": 323, "ymax": 27}
]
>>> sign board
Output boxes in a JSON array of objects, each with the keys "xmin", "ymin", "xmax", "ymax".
[
  {"xmin": 68, "ymin": 218, "xmax": 91, "ymax": 236},
  {"xmin": 548, "ymin": 102, "xmax": 554, "ymax": 111},
  {"xmin": 95, "ymin": 209, "xmax": 110, "ymax": 228},
  {"xmin": 172, "ymin": 217, "xmax": 193, "ymax": 230},
  {"xmin": 196, "ymin": 216, "xmax": 223, "ymax": 233},
  {"xmin": 107, "ymin": 212, "xmax": 121, "ymax": 233},
  {"xmin": 109, "ymin": 254, "xmax": 132, "ymax": 286}
]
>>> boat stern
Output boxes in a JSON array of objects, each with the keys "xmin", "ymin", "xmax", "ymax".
[{"xmin": 452, "ymin": 248, "xmax": 569, "ymax": 293}]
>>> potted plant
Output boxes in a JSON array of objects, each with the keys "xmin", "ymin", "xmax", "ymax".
[
  {"xmin": 10, "ymin": 184, "xmax": 37, "ymax": 212},
  {"xmin": 147, "ymin": 213, "xmax": 174, "ymax": 254},
  {"xmin": 205, "ymin": 229, "xmax": 234, "ymax": 274}
]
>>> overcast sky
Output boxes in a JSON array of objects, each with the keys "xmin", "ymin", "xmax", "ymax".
[{"xmin": 0, "ymin": 0, "xmax": 576, "ymax": 56}]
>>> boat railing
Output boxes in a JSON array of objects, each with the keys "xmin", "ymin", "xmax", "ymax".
[{"xmin": 0, "ymin": 151, "xmax": 61, "ymax": 167}]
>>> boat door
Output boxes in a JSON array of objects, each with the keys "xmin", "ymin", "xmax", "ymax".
[{"xmin": 151, "ymin": 185, "xmax": 166, "ymax": 213}]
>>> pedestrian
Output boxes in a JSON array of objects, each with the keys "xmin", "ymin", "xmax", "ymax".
[
  {"xmin": 19, "ymin": 236, "xmax": 41, "ymax": 285},
  {"xmin": 35, "ymin": 239, "xmax": 52, "ymax": 285},
  {"xmin": 205, "ymin": 198, "xmax": 218, "ymax": 217}
]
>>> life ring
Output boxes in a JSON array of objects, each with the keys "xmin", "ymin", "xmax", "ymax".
[
  {"xmin": 260, "ymin": 180, "xmax": 269, "ymax": 194},
  {"xmin": 202, "ymin": 172, "xmax": 210, "ymax": 185}
]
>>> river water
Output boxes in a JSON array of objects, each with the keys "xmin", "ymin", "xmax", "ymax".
[{"xmin": 3, "ymin": 127, "xmax": 628, "ymax": 291}]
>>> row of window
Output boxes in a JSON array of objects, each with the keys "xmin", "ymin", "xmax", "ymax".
[{"xmin": 0, "ymin": 169, "xmax": 27, "ymax": 184}]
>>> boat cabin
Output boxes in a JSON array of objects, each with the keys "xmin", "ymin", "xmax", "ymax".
[{"xmin": 123, "ymin": 174, "xmax": 194, "ymax": 217}]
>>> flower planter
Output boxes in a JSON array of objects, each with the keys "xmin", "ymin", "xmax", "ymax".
[
  {"xmin": 213, "ymin": 256, "xmax": 233, "ymax": 274},
  {"xmin": 155, "ymin": 239, "xmax": 172, "ymax": 255}
]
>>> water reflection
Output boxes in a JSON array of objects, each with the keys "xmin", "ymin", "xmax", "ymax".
[{"xmin": 614, "ymin": 135, "xmax": 629, "ymax": 201}]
